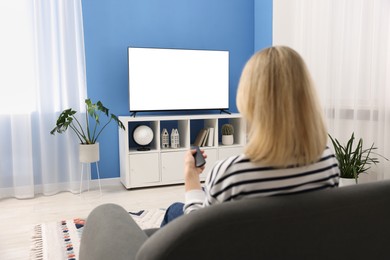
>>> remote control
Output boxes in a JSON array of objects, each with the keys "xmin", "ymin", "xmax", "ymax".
[{"xmin": 193, "ymin": 146, "xmax": 206, "ymax": 167}]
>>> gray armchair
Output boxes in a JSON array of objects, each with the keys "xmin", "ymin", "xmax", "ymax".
[{"xmin": 80, "ymin": 180, "xmax": 390, "ymax": 260}]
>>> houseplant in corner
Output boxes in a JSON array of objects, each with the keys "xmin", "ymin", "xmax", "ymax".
[
  {"xmin": 221, "ymin": 123, "xmax": 234, "ymax": 145},
  {"xmin": 50, "ymin": 98, "xmax": 125, "ymax": 163},
  {"xmin": 329, "ymin": 132, "xmax": 387, "ymax": 186}
]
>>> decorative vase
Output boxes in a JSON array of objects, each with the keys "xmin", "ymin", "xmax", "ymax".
[
  {"xmin": 170, "ymin": 128, "xmax": 180, "ymax": 148},
  {"xmin": 222, "ymin": 135, "xmax": 234, "ymax": 145},
  {"xmin": 161, "ymin": 128, "xmax": 169, "ymax": 148},
  {"xmin": 79, "ymin": 143, "xmax": 100, "ymax": 163},
  {"xmin": 339, "ymin": 177, "xmax": 357, "ymax": 187}
]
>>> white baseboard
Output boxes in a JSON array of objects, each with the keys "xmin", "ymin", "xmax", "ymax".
[
  {"xmin": 0, "ymin": 177, "xmax": 122, "ymax": 199},
  {"xmin": 88, "ymin": 177, "xmax": 122, "ymax": 187}
]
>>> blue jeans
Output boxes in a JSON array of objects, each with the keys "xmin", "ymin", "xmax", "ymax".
[{"xmin": 160, "ymin": 202, "xmax": 184, "ymax": 227}]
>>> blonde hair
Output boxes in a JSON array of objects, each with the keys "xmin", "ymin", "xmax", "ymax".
[{"xmin": 236, "ymin": 46, "xmax": 327, "ymax": 166}]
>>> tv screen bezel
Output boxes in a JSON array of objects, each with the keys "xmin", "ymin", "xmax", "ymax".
[{"xmin": 127, "ymin": 46, "xmax": 230, "ymax": 113}]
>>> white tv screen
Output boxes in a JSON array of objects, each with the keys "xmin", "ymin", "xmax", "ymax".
[{"xmin": 128, "ymin": 47, "xmax": 229, "ymax": 112}]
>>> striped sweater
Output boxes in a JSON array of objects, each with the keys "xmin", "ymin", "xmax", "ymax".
[{"xmin": 184, "ymin": 147, "xmax": 340, "ymax": 214}]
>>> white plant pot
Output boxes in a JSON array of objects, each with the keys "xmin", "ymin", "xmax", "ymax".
[
  {"xmin": 79, "ymin": 143, "xmax": 100, "ymax": 163},
  {"xmin": 222, "ymin": 135, "xmax": 234, "ymax": 145},
  {"xmin": 339, "ymin": 177, "xmax": 357, "ymax": 187}
]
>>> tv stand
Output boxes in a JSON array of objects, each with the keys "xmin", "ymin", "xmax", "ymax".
[
  {"xmin": 118, "ymin": 114, "xmax": 246, "ymax": 189},
  {"xmin": 219, "ymin": 109, "xmax": 231, "ymax": 115}
]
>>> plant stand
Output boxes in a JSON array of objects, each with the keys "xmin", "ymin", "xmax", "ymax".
[
  {"xmin": 79, "ymin": 162, "xmax": 102, "ymax": 196},
  {"xmin": 79, "ymin": 143, "xmax": 102, "ymax": 196}
]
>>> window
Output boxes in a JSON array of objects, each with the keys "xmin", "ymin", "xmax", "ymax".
[{"xmin": 0, "ymin": 1, "xmax": 36, "ymax": 114}]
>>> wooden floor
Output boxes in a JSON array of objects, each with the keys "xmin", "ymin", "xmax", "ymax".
[{"xmin": 0, "ymin": 181, "xmax": 184, "ymax": 260}]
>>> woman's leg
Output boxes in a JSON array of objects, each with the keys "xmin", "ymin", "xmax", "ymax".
[
  {"xmin": 160, "ymin": 202, "xmax": 185, "ymax": 227},
  {"xmin": 79, "ymin": 203, "xmax": 148, "ymax": 260}
]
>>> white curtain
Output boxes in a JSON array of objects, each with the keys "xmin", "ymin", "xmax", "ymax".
[
  {"xmin": 0, "ymin": 0, "xmax": 87, "ymax": 198},
  {"xmin": 273, "ymin": 0, "xmax": 390, "ymax": 182}
]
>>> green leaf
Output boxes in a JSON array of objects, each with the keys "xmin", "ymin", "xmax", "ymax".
[
  {"xmin": 51, "ymin": 99, "xmax": 126, "ymax": 144},
  {"xmin": 111, "ymin": 114, "xmax": 125, "ymax": 130},
  {"xmin": 97, "ymin": 101, "xmax": 109, "ymax": 117},
  {"xmin": 328, "ymin": 133, "xmax": 388, "ymax": 180}
]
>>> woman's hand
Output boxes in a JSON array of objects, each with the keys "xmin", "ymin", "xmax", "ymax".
[{"xmin": 184, "ymin": 148, "xmax": 207, "ymax": 192}]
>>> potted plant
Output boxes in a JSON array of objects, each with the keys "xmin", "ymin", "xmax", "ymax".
[
  {"xmin": 328, "ymin": 132, "xmax": 387, "ymax": 186},
  {"xmin": 50, "ymin": 99, "xmax": 125, "ymax": 163},
  {"xmin": 221, "ymin": 123, "xmax": 234, "ymax": 145}
]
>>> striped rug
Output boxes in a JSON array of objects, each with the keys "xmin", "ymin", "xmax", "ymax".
[{"xmin": 30, "ymin": 208, "xmax": 166, "ymax": 260}]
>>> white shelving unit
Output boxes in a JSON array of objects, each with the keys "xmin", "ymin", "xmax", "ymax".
[{"xmin": 118, "ymin": 114, "xmax": 246, "ymax": 189}]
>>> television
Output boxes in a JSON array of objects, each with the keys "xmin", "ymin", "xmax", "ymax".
[{"xmin": 128, "ymin": 47, "xmax": 229, "ymax": 113}]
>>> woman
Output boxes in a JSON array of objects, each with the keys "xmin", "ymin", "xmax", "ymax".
[{"xmin": 161, "ymin": 46, "xmax": 340, "ymax": 225}]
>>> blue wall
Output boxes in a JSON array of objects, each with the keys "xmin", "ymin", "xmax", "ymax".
[
  {"xmin": 255, "ymin": 0, "xmax": 273, "ymax": 51},
  {"xmin": 82, "ymin": 0, "xmax": 272, "ymax": 179}
]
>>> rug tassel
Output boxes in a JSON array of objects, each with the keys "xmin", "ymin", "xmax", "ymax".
[{"xmin": 30, "ymin": 224, "xmax": 44, "ymax": 260}]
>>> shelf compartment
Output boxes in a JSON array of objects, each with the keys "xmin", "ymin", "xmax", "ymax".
[
  {"xmin": 127, "ymin": 121, "xmax": 159, "ymax": 152},
  {"xmin": 190, "ymin": 118, "xmax": 217, "ymax": 147},
  {"xmin": 217, "ymin": 117, "xmax": 245, "ymax": 146},
  {"xmin": 159, "ymin": 119, "xmax": 189, "ymax": 150}
]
